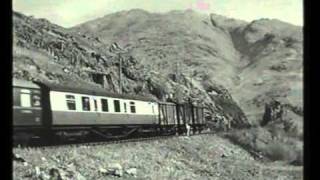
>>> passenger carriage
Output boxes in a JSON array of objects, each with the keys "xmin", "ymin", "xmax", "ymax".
[{"xmin": 37, "ymin": 81, "xmax": 160, "ymax": 139}]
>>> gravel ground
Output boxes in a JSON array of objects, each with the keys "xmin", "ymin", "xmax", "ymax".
[{"xmin": 13, "ymin": 134, "xmax": 303, "ymax": 180}]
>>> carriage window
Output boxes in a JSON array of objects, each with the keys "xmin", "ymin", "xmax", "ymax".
[
  {"xmin": 124, "ymin": 102, "xmax": 127, "ymax": 113},
  {"xmin": 82, "ymin": 96, "xmax": 90, "ymax": 111},
  {"xmin": 101, "ymin": 99, "xmax": 109, "ymax": 112},
  {"xmin": 32, "ymin": 95, "xmax": 41, "ymax": 107},
  {"xmin": 20, "ymin": 92, "xmax": 31, "ymax": 107},
  {"xmin": 114, "ymin": 100, "xmax": 121, "ymax": 112},
  {"xmin": 130, "ymin": 101, "xmax": 136, "ymax": 113},
  {"xmin": 66, "ymin": 95, "xmax": 76, "ymax": 110}
]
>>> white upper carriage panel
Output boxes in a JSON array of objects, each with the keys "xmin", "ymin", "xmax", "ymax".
[{"xmin": 49, "ymin": 91, "xmax": 159, "ymax": 116}]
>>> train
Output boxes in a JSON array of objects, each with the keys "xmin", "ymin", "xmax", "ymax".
[{"xmin": 13, "ymin": 78, "xmax": 207, "ymax": 144}]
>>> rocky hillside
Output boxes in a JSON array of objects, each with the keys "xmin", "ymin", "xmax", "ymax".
[
  {"xmin": 13, "ymin": 9, "xmax": 303, "ymax": 129},
  {"xmin": 71, "ymin": 9, "xmax": 303, "ymax": 125},
  {"xmin": 71, "ymin": 10, "xmax": 242, "ymax": 90},
  {"xmin": 229, "ymin": 18, "xmax": 303, "ymax": 125}
]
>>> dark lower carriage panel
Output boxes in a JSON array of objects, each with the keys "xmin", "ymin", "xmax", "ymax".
[
  {"xmin": 50, "ymin": 111, "xmax": 160, "ymax": 139},
  {"xmin": 13, "ymin": 107, "xmax": 42, "ymax": 126},
  {"xmin": 51, "ymin": 111, "xmax": 158, "ymax": 125},
  {"xmin": 13, "ymin": 106, "xmax": 45, "ymax": 144}
]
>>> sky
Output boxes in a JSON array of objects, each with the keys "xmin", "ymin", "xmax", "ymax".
[{"xmin": 13, "ymin": 0, "xmax": 303, "ymax": 28}]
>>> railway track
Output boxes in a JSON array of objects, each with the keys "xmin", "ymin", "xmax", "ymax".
[{"xmin": 14, "ymin": 131, "xmax": 216, "ymax": 149}]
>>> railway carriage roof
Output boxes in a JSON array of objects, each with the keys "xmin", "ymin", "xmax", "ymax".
[
  {"xmin": 36, "ymin": 81, "xmax": 157, "ymax": 102},
  {"xmin": 13, "ymin": 78, "xmax": 40, "ymax": 89}
]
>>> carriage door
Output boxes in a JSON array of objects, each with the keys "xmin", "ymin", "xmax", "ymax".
[
  {"xmin": 123, "ymin": 101, "xmax": 130, "ymax": 124},
  {"xmin": 93, "ymin": 99, "xmax": 98, "ymax": 112},
  {"xmin": 13, "ymin": 88, "xmax": 42, "ymax": 126},
  {"xmin": 93, "ymin": 98, "xmax": 100, "ymax": 123}
]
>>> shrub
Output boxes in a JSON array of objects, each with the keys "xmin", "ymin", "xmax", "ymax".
[
  {"xmin": 263, "ymin": 142, "xmax": 296, "ymax": 162},
  {"xmin": 225, "ymin": 127, "xmax": 303, "ymax": 165},
  {"xmin": 270, "ymin": 64, "xmax": 287, "ymax": 72},
  {"xmin": 292, "ymin": 149, "xmax": 303, "ymax": 166}
]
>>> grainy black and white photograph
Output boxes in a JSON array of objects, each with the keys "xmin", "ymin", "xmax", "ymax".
[{"xmin": 12, "ymin": 0, "xmax": 303, "ymax": 179}]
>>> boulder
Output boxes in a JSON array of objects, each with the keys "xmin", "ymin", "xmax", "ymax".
[
  {"xmin": 75, "ymin": 172, "xmax": 87, "ymax": 180},
  {"xmin": 99, "ymin": 163, "xmax": 124, "ymax": 177},
  {"xmin": 13, "ymin": 153, "xmax": 25, "ymax": 163},
  {"xmin": 98, "ymin": 167, "xmax": 108, "ymax": 174},
  {"xmin": 49, "ymin": 168, "xmax": 63, "ymax": 180},
  {"xmin": 125, "ymin": 168, "xmax": 137, "ymax": 177},
  {"xmin": 108, "ymin": 163, "xmax": 124, "ymax": 177},
  {"xmin": 35, "ymin": 166, "xmax": 41, "ymax": 177}
]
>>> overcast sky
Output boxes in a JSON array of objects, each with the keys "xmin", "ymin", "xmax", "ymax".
[{"xmin": 13, "ymin": 0, "xmax": 303, "ymax": 28}]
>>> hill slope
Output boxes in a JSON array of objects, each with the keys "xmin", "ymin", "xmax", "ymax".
[
  {"xmin": 13, "ymin": 9, "xmax": 303, "ymax": 128},
  {"xmin": 13, "ymin": 135, "xmax": 303, "ymax": 180}
]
